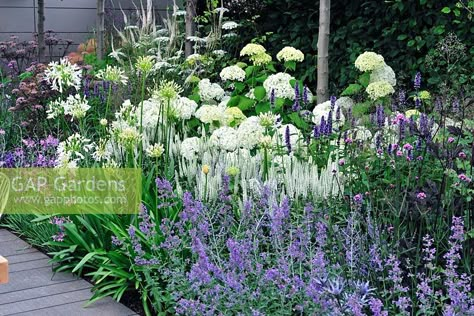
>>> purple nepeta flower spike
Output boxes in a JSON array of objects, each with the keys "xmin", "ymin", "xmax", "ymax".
[
  {"xmin": 414, "ymin": 72, "xmax": 422, "ymax": 90},
  {"xmin": 330, "ymin": 95, "xmax": 336, "ymax": 111},
  {"xmin": 313, "ymin": 125, "xmax": 320, "ymax": 139},
  {"xmin": 326, "ymin": 111, "xmax": 333, "ymax": 135},
  {"xmin": 285, "ymin": 126, "xmax": 291, "ymax": 154},
  {"xmin": 320, "ymin": 116, "xmax": 326, "ymax": 136},
  {"xmin": 270, "ymin": 89, "xmax": 275, "ymax": 108},
  {"xmin": 452, "ymin": 98, "xmax": 460, "ymax": 113},
  {"xmin": 303, "ymin": 85, "xmax": 309, "ymax": 105}
]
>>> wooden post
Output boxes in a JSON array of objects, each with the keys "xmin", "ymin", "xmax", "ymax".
[
  {"xmin": 0, "ymin": 256, "xmax": 8, "ymax": 284},
  {"xmin": 37, "ymin": 0, "xmax": 45, "ymax": 62},
  {"xmin": 317, "ymin": 0, "xmax": 330, "ymax": 104},
  {"xmin": 96, "ymin": 0, "xmax": 105, "ymax": 60},
  {"xmin": 185, "ymin": 0, "xmax": 198, "ymax": 57}
]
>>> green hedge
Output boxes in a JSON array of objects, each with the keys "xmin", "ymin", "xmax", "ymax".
[{"xmin": 231, "ymin": 0, "xmax": 474, "ymax": 94}]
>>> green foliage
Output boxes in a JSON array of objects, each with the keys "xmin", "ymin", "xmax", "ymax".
[{"xmin": 238, "ymin": 0, "xmax": 474, "ymax": 92}]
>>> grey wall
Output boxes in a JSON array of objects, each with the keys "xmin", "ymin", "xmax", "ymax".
[{"xmin": 0, "ymin": 0, "xmax": 179, "ymax": 56}]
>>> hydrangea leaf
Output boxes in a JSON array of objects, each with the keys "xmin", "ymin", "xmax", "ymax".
[
  {"xmin": 341, "ymin": 83, "xmax": 363, "ymax": 96},
  {"xmin": 254, "ymin": 86, "xmax": 267, "ymax": 101}
]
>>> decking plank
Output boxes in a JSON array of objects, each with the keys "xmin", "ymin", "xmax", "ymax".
[
  {"xmin": 0, "ymin": 279, "xmax": 91, "ymax": 305},
  {"xmin": 5, "ymin": 252, "xmax": 47, "ymax": 265},
  {"xmin": 7, "ymin": 297, "xmax": 136, "ymax": 316},
  {"xmin": 0, "ymin": 229, "xmax": 136, "ymax": 315},
  {"xmin": 8, "ymin": 258, "xmax": 51, "ymax": 273},
  {"xmin": 0, "ymin": 238, "xmax": 36, "ymax": 256},
  {"xmin": 0, "ymin": 266, "xmax": 77, "ymax": 294}
]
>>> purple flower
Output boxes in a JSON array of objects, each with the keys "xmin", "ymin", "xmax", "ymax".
[
  {"xmin": 270, "ymin": 88, "xmax": 275, "ymax": 108},
  {"xmin": 376, "ymin": 105, "xmax": 385, "ymax": 128},
  {"xmin": 303, "ymin": 85, "xmax": 309, "ymax": 105},
  {"xmin": 285, "ymin": 125, "xmax": 291, "ymax": 154},
  {"xmin": 292, "ymin": 83, "xmax": 301, "ymax": 111},
  {"xmin": 417, "ymin": 192, "xmax": 427, "ymax": 200},
  {"xmin": 330, "ymin": 95, "xmax": 336, "ymax": 111},
  {"xmin": 414, "ymin": 72, "xmax": 422, "ymax": 90},
  {"xmin": 353, "ymin": 194, "xmax": 363, "ymax": 204}
]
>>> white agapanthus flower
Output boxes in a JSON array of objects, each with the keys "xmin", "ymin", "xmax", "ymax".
[
  {"xmin": 92, "ymin": 139, "xmax": 111, "ymax": 162},
  {"xmin": 274, "ymin": 124, "xmax": 301, "ymax": 149},
  {"xmin": 276, "ymin": 46, "xmax": 305, "ymax": 62},
  {"xmin": 146, "ymin": 143, "xmax": 165, "ymax": 158},
  {"xmin": 237, "ymin": 116, "xmax": 265, "ymax": 149},
  {"xmin": 180, "ymin": 137, "xmax": 200, "ymax": 160},
  {"xmin": 172, "ymin": 97, "xmax": 198, "ymax": 120},
  {"xmin": 210, "ymin": 126, "xmax": 239, "ymax": 151},
  {"xmin": 45, "ymin": 57, "xmax": 82, "ymax": 93},
  {"xmin": 219, "ymin": 65, "xmax": 246, "ymax": 82},
  {"xmin": 55, "ymin": 133, "xmax": 92, "ymax": 168},
  {"xmin": 46, "ymin": 99, "xmax": 64, "ymax": 119},
  {"xmin": 366, "ymin": 81, "xmax": 395, "ymax": 100},
  {"xmin": 198, "ymin": 79, "xmax": 225, "ymax": 102},
  {"xmin": 354, "ymin": 52, "xmax": 385, "ymax": 72},
  {"xmin": 62, "ymin": 94, "xmax": 91, "ymax": 121},
  {"xmin": 222, "ymin": 21, "xmax": 239, "ymax": 30},
  {"xmin": 263, "ymin": 72, "xmax": 295, "ymax": 100},
  {"xmin": 311, "ymin": 101, "xmax": 345, "ymax": 129},
  {"xmin": 194, "ymin": 105, "xmax": 228, "ymax": 125},
  {"xmin": 96, "ymin": 65, "xmax": 128, "ymax": 85}
]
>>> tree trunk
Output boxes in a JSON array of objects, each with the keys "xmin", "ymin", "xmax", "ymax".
[
  {"xmin": 96, "ymin": 0, "xmax": 105, "ymax": 60},
  {"xmin": 185, "ymin": 0, "xmax": 198, "ymax": 57},
  {"xmin": 37, "ymin": 0, "xmax": 45, "ymax": 62},
  {"xmin": 317, "ymin": 0, "xmax": 330, "ymax": 104}
]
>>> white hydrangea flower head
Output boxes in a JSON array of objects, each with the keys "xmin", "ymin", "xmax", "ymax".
[
  {"xmin": 311, "ymin": 101, "xmax": 345, "ymax": 129},
  {"xmin": 220, "ymin": 65, "xmax": 246, "ymax": 82},
  {"xmin": 45, "ymin": 57, "xmax": 82, "ymax": 93},
  {"xmin": 274, "ymin": 124, "xmax": 301, "ymax": 148},
  {"xmin": 366, "ymin": 81, "xmax": 395, "ymax": 100},
  {"xmin": 172, "ymin": 97, "xmax": 198, "ymax": 120},
  {"xmin": 225, "ymin": 107, "xmax": 246, "ymax": 126},
  {"xmin": 237, "ymin": 116, "xmax": 265, "ymax": 149},
  {"xmin": 240, "ymin": 43, "xmax": 266, "ymax": 57},
  {"xmin": 62, "ymin": 94, "xmax": 91, "ymax": 121},
  {"xmin": 180, "ymin": 137, "xmax": 200, "ymax": 160},
  {"xmin": 263, "ymin": 72, "xmax": 295, "ymax": 100},
  {"xmin": 354, "ymin": 52, "xmax": 385, "ymax": 72},
  {"xmin": 210, "ymin": 126, "xmax": 239, "ymax": 151},
  {"xmin": 276, "ymin": 46, "xmax": 305, "ymax": 62},
  {"xmin": 198, "ymin": 79, "xmax": 226, "ymax": 102},
  {"xmin": 194, "ymin": 104, "xmax": 228, "ymax": 125},
  {"xmin": 250, "ymin": 53, "xmax": 272, "ymax": 66},
  {"xmin": 134, "ymin": 99, "xmax": 161, "ymax": 129},
  {"xmin": 222, "ymin": 21, "xmax": 239, "ymax": 30},
  {"xmin": 370, "ymin": 64, "xmax": 396, "ymax": 87},
  {"xmin": 335, "ymin": 97, "xmax": 355, "ymax": 111}
]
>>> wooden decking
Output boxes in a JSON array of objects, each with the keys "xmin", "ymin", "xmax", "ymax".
[{"xmin": 0, "ymin": 229, "xmax": 137, "ymax": 316}]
